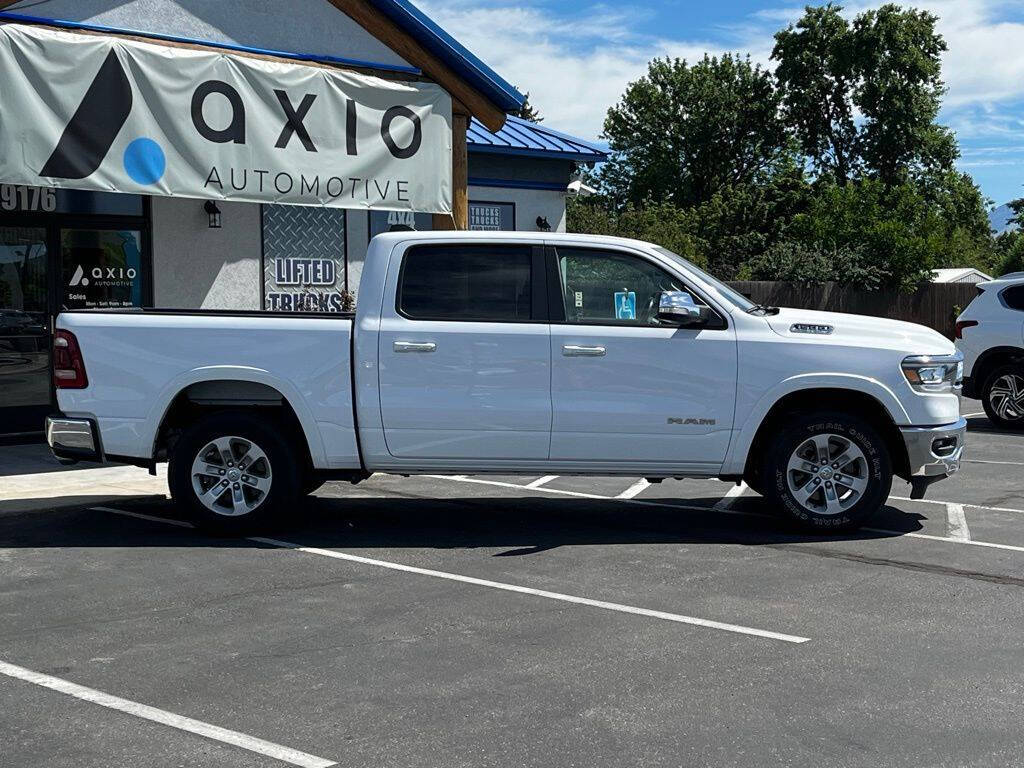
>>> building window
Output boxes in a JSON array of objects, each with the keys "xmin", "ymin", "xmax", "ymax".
[
  {"xmin": 262, "ymin": 205, "xmax": 347, "ymax": 313},
  {"xmin": 469, "ymin": 201, "xmax": 515, "ymax": 231}
]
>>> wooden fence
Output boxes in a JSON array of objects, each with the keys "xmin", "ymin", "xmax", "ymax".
[{"xmin": 726, "ymin": 281, "xmax": 979, "ymax": 339}]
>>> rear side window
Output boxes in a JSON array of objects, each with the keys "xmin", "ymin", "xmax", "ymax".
[
  {"xmin": 398, "ymin": 245, "xmax": 533, "ymax": 321},
  {"xmin": 1002, "ymin": 285, "xmax": 1024, "ymax": 311}
]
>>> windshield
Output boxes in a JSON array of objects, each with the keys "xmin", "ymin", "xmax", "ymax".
[{"xmin": 654, "ymin": 247, "xmax": 757, "ymax": 312}]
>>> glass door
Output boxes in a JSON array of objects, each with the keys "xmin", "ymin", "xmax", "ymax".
[{"xmin": 0, "ymin": 226, "xmax": 51, "ymax": 433}]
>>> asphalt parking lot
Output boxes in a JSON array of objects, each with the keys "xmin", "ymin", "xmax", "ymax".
[{"xmin": 2, "ymin": 408, "xmax": 1024, "ymax": 767}]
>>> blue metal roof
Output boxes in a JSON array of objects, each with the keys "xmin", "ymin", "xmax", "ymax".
[
  {"xmin": 467, "ymin": 116, "xmax": 608, "ymax": 163},
  {"xmin": 366, "ymin": 0, "xmax": 525, "ymax": 113}
]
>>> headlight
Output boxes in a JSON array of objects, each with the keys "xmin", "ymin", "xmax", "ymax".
[{"xmin": 901, "ymin": 353, "xmax": 963, "ymax": 393}]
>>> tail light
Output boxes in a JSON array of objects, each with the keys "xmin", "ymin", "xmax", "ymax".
[
  {"xmin": 53, "ymin": 329, "xmax": 88, "ymax": 389},
  {"xmin": 954, "ymin": 320, "xmax": 978, "ymax": 340}
]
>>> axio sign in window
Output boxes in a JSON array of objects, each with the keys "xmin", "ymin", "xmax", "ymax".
[{"xmin": 0, "ymin": 24, "xmax": 453, "ymax": 214}]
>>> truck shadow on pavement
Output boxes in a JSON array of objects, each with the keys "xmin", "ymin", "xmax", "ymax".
[{"xmin": 0, "ymin": 492, "xmax": 928, "ymax": 553}]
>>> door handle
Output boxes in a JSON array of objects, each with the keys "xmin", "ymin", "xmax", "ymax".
[
  {"xmin": 394, "ymin": 341, "xmax": 437, "ymax": 353},
  {"xmin": 562, "ymin": 344, "xmax": 606, "ymax": 357}
]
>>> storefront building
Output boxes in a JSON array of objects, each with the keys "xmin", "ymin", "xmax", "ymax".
[{"xmin": 0, "ymin": 0, "xmax": 605, "ymax": 435}]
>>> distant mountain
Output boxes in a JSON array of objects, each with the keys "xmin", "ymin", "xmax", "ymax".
[{"xmin": 989, "ymin": 203, "xmax": 1019, "ymax": 235}]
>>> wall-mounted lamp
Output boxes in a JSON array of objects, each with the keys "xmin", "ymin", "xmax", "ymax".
[
  {"xmin": 204, "ymin": 200, "xmax": 222, "ymax": 229},
  {"xmin": 536, "ymin": 216, "xmax": 551, "ymax": 232}
]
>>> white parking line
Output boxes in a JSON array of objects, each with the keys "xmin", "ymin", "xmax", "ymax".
[
  {"xmin": 889, "ymin": 495, "xmax": 1024, "ymax": 515},
  {"xmin": 249, "ymin": 536, "xmax": 810, "ymax": 644},
  {"xmin": 946, "ymin": 504, "xmax": 972, "ymax": 541},
  {"xmin": 617, "ymin": 478, "xmax": 650, "ymax": 499},
  {"xmin": 963, "ymin": 458, "xmax": 1024, "ymax": 467},
  {"xmin": 713, "ymin": 483, "xmax": 747, "ymax": 510},
  {"xmin": 0, "ymin": 660, "xmax": 335, "ymax": 768},
  {"xmin": 92, "ymin": 505, "xmax": 808, "ymax": 643},
  {"xmin": 864, "ymin": 527, "xmax": 1024, "ymax": 554},
  {"xmin": 425, "ymin": 476, "xmax": 1024, "ymax": 553},
  {"xmin": 525, "ymin": 475, "xmax": 559, "ymax": 489}
]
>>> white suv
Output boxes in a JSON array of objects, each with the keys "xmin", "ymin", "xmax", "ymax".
[{"xmin": 956, "ymin": 273, "xmax": 1024, "ymax": 429}]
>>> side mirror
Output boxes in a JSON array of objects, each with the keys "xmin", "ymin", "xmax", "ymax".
[{"xmin": 658, "ymin": 291, "xmax": 711, "ymax": 327}]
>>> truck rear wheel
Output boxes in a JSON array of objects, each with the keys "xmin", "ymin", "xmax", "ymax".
[
  {"xmin": 762, "ymin": 411, "xmax": 892, "ymax": 532},
  {"xmin": 169, "ymin": 411, "xmax": 300, "ymax": 534}
]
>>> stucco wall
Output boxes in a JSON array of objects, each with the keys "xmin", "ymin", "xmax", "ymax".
[
  {"xmin": 468, "ymin": 185, "xmax": 568, "ymax": 233},
  {"xmin": 151, "ymin": 196, "xmax": 261, "ymax": 309},
  {"xmin": 6, "ymin": 0, "xmax": 411, "ymax": 68}
]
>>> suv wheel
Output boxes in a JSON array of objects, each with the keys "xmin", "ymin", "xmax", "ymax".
[
  {"xmin": 982, "ymin": 364, "xmax": 1024, "ymax": 430},
  {"xmin": 763, "ymin": 411, "xmax": 892, "ymax": 532},
  {"xmin": 169, "ymin": 411, "xmax": 300, "ymax": 534}
]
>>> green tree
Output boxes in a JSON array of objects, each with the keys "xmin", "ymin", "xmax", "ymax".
[
  {"xmin": 566, "ymin": 198, "xmax": 703, "ymax": 266},
  {"xmin": 514, "ymin": 90, "xmax": 543, "ymax": 123},
  {"xmin": 601, "ymin": 54, "xmax": 789, "ymax": 207},
  {"xmin": 854, "ymin": 5, "xmax": 956, "ymax": 182},
  {"xmin": 773, "ymin": 3, "xmax": 956, "ymax": 184},
  {"xmin": 773, "ymin": 4, "xmax": 859, "ymax": 183}
]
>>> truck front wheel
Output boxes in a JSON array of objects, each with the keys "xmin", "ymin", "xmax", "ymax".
[
  {"xmin": 762, "ymin": 411, "xmax": 892, "ymax": 532},
  {"xmin": 169, "ymin": 411, "xmax": 300, "ymax": 534}
]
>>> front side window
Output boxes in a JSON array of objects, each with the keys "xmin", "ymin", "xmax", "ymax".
[
  {"xmin": 557, "ymin": 247, "xmax": 693, "ymax": 325},
  {"xmin": 398, "ymin": 245, "xmax": 533, "ymax": 321}
]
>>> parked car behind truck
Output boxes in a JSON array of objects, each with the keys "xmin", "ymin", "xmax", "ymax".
[
  {"xmin": 955, "ymin": 272, "xmax": 1024, "ymax": 429},
  {"xmin": 47, "ymin": 232, "xmax": 966, "ymax": 533}
]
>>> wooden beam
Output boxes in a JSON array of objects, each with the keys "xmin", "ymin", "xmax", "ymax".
[
  {"xmin": 433, "ymin": 113, "xmax": 469, "ymax": 231},
  {"xmin": 452, "ymin": 113, "xmax": 469, "ymax": 230},
  {"xmin": 326, "ymin": 0, "xmax": 507, "ymax": 133}
]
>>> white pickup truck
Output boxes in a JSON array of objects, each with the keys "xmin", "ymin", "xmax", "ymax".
[{"xmin": 47, "ymin": 232, "xmax": 965, "ymax": 533}]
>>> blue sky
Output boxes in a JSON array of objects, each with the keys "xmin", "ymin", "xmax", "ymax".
[{"xmin": 420, "ymin": 0, "xmax": 1024, "ymax": 206}]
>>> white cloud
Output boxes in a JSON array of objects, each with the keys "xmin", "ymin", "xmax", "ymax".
[
  {"xmin": 417, "ymin": 0, "xmax": 1024, "ymax": 148},
  {"xmin": 416, "ymin": 0, "xmax": 725, "ymax": 140}
]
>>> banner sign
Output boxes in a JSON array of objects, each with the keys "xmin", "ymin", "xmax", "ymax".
[{"xmin": 0, "ymin": 24, "xmax": 453, "ymax": 213}]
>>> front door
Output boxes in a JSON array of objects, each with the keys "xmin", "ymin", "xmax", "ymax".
[
  {"xmin": 0, "ymin": 226, "xmax": 51, "ymax": 433},
  {"xmin": 549, "ymin": 246, "xmax": 738, "ymax": 467},
  {"xmin": 377, "ymin": 242, "xmax": 551, "ymax": 460}
]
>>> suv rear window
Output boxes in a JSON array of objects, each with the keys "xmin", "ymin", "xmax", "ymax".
[
  {"xmin": 1002, "ymin": 285, "xmax": 1024, "ymax": 311},
  {"xmin": 398, "ymin": 245, "xmax": 533, "ymax": 321}
]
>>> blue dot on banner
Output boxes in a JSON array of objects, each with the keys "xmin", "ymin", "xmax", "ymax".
[{"xmin": 123, "ymin": 138, "xmax": 166, "ymax": 185}]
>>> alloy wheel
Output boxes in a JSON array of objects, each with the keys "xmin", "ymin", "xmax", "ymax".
[
  {"xmin": 786, "ymin": 433, "xmax": 869, "ymax": 516},
  {"xmin": 190, "ymin": 435, "xmax": 272, "ymax": 517},
  {"xmin": 989, "ymin": 374, "xmax": 1024, "ymax": 422}
]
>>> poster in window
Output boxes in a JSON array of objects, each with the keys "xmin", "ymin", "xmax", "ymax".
[
  {"xmin": 62, "ymin": 229, "xmax": 144, "ymax": 309},
  {"xmin": 469, "ymin": 202, "xmax": 514, "ymax": 231},
  {"xmin": 263, "ymin": 205, "xmax": 347, "ymax": 313}
]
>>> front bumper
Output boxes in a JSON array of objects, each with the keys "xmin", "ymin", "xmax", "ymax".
[
  {"xmin": 900, "ymin": 417, "xmax": 967, "ymax": 478},
  {"xmin": 45, "ymin": 416, "xmax": 101, "ymax": 464}
]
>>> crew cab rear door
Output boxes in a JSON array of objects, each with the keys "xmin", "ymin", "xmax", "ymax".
[
  {"xmin": 377, "ymin": 242, "xmax": 551, "ymax": 460},
  {"xmin": 547, "ymin": 244, "xmax": 737, "ymax": 469}
]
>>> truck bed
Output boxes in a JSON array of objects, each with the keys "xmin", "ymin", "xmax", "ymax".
[{"xmin": 56, "ymin": 309, "xmax": 359, "ymax": 469}]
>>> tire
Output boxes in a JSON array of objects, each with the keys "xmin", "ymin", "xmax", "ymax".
[
  {"xmin": 981, "ymin": 364, "xmax": 1024, "ymax": 430},
  {"xmin": 168, "ymin": 411, "xmax": 300, "ymax": 534},
  {"xmin": 762, "ymin": 411, "xmax": 892, "ymax": 533}
]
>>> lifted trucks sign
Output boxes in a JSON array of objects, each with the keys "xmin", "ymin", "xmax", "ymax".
[{"xmin": 0, "ymin": 23, "xmax": 453, "ymax": 214}]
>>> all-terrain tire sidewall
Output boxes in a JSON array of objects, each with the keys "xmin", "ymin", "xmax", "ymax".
[
  {"xmin": 982, "ymin": 364, "xmax": 1024, "ymax": 431},
  {"xmin": 766, "ymin": 412, "xmax": 892, "ymax": 533},
  {"xmin": 169, "ymin": 411, "xmax": 300, "ymax": 534}
]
